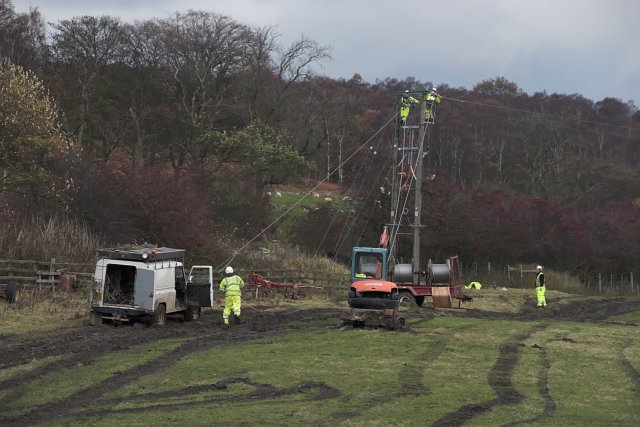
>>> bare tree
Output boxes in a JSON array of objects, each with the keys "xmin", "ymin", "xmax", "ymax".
[
  {"xmin": 50, "ymin": 15, "xmax": 126, "ymax": 148},
  {"xmin": 0, "ymin": 1, "xmax": 47, "ymax": 69},
  {"xmin": 239, "ymin": 25, "xmax": 278, "ymax": 121},
  {"xmin": 265, "ymin": 36, "xmax": 331, "ymax": 124},
  {"xmin": 155, "ymin": 11, "xmax": 248, "ymax": 167},
  {"xmin": 122, "ymin": 19, "xmax": 170, "ymax": 167}
]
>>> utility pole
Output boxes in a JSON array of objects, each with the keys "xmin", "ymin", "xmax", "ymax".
[
  {"xmin": 412, "ymin": 97, "xmax": 427, "ymax": 286},
  {"xmin": 389, "ymin": 111, "xmax": 400, "ymax": 265},
  {"xmin": 389, "ymin": 90, "xmax": 431, "ymax": 285}
]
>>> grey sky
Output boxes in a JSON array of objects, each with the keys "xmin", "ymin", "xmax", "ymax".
[{"xmin": 13, "ymin": 0, "xmax": 640, "ymax": 105}]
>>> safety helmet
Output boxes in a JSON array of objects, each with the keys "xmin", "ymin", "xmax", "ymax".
[
  {"xmin": 536, "ymin": 265, "xmax": 543, "ymax": 271},
  {"xmin": 404, "ymin": 89, "xmax": 409, "ymax": 93},
  {"xmin": 432, "ymin": 87, "xmax": 438, "ymax": 92},
  {"xmin": 225, "ymin": 266, "xmax": 234, "ymax": 274}
]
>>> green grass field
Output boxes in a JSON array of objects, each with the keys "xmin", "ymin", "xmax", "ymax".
[{"xmin": 1, "ymin": 288, "xmax": 639, "ymax": 426}]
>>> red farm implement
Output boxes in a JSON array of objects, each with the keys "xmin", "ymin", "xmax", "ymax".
[{"xmin": 247, "ymin": 273, "xmax": 312, "ymax": 299}]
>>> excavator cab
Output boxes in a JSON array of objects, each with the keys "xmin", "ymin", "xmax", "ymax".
[
  {"xmin": 349, "ymin": 247, "xmax": 397, "ymax": 309},
  {"xmin": 352, "ymin": 247, "xmax": 386, "ymax": 280}
]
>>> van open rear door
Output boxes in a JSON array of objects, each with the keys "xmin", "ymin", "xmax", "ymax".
[{"xmin": 187, "ymin": 266, "xmax": 213, "ymax": 307}]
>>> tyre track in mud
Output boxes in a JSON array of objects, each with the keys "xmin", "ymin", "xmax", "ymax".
[
  {"xmin": 0, "ymin": 308, "xmax": 341, "ymax": 426},
  {"xmin": 459, "ymin": 297, "xmax": 640, "ymax": 324},
  {"xmin": 431, "ymin": 325, "xmax": 550, "ymax": 427},
  {"xmin": 620, "ymin": 343, "xmax": 640, "ymax": 395},
  {"xmin": 0, "ymin": 317, "xmax": 214, "ymax": 407},
  {"xmin": 65, "ymin": 377, "xmax": 340, "ymax": 423},
  {"xmin": 502, "ymin": 345, "xmax": 556, "ymax": 426},
  {"xmin": 396, "ymin": 334, "xmax": 446, "ymax": 397},
  {"xmin": 328, "ymin": 315, "xmax": 440, "ymax": 423}
]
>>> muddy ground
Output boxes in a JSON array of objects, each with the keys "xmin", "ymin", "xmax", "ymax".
[{"xmin": 1, "ymin": 296, "xmax": 638, "ymax": 426}]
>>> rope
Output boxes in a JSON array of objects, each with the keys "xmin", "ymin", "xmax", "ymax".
[
  {"xmin": 333, "ymin": 147, "xmax": 392, "ymax": 255},
  {"xmin": 314, "ymin": 138, "xmax": 377, "ymax": 257},
  {"xmin": 329, "ymin": 151, "xmax": 379, "ymax": 258},
  {"xmin": 239, "ymin": 298, "xmax": 306, "ymax": 317},
  {"xmin": 215, "ymin": 112, "xmax": 399, "ymax": 273}
]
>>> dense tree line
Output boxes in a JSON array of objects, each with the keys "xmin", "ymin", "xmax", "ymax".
[{"xmin": 1, "ymin": 0, "xmax": 639, "ymax": 275}]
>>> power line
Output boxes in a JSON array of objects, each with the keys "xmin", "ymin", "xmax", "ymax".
[{"xmin": 442, "ymin": 95, "xmax": 640, "ymax": 139}]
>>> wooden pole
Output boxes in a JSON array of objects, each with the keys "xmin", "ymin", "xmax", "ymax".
[
  {"xmin": 412, "ymin": 97, "xmax": 427, "ymax": 286},
  {"xmin": 599, "ymin": 273, "xmax": 602, "ymax": 294}
]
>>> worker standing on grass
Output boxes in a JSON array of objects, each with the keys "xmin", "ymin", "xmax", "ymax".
[
  {"xmin": 535, "ymin": 265, "xmax": 547, "ymax": 308},
  {"xmin": 399, "ymin": 90, "xmax": 419, "ymax": 125},
  {"xmin": 219, "ymin": 266, "xmax": 245, "ymax": 325},
  {"xmin": 425, "ymin": 87, "xmax": 442, "ymax": 124}
]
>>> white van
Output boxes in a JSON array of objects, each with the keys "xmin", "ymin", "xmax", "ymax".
[{"xmin": 89, "ymin": 247, "xmax": 213, "ymax": 326}]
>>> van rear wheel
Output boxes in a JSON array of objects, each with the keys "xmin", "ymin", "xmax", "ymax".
[
  {"xmin": 6, "ymin": 280, "xmax": 21, "ymax": 303},
  {"xmin": 151, "ymin": 304, "xmax": 167, "ymax": 326},
  {"xmin": 89, "ymin": 311, "xmax": 103, "ymax": 326}
]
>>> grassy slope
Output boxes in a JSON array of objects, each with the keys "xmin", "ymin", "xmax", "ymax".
[{"xmin": 1, "ymin": 289, "xmax": 639, "ymax": 426}]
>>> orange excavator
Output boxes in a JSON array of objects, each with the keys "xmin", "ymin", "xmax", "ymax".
[{"xmin": 341, "ymin": 227, "xmax": 404, "ymax": 329}]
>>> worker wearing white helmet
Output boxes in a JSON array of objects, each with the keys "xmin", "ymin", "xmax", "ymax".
[
  {"xmin": 425, "ymin": 87, "xmax": 442, "ymax": 124},
  {"xmin": 535, "ymin": 265, "xmax": 547, "ymax": 308},
  {"xmin": 399, "ymin": 90, "xmax": 419, "ymax": 125},
  {"xmin": 219, "ymin": 266, "xmax": 245, "ymax": 325}
]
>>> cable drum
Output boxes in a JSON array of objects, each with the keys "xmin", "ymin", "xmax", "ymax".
[
  {"xmin": 428, "ymin": 259, "xmax": 450, "ymax": 284},
  {"xmin": 393, "ymin": 263, "xmax": 413, "ymax": 283}
]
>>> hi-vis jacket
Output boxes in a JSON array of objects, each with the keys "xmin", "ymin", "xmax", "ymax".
[
  {"xmin": 535, "ymin": 272, "xmax": 545, "ymax": 288},
  {"xmin": 219, "ymin": 275, "xmax": 245, "ymax": 295}
]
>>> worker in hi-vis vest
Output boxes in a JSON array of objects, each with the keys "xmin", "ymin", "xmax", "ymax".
[
  {"xmin": 399, "ymin": 90, "xmax": 419, "ymax": 125},
  {"xmin": 425, "ymin": 87, "xmax": 442, "ymax": 123},
  {"xmin": 535, "ymin": 265, "xmax": 547, "ymax": 307},
  {"xmin": 219, "ymin": 266, "xmax": 245, "ymax": 324}
]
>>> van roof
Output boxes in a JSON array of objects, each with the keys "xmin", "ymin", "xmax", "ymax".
[{"xmin": 97, "ymin": 246, "xmax": 185, "ymax": 261}]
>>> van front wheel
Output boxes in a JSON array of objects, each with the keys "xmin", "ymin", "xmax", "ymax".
[{"xmin": 184, "ymin": 306, "xmax": 201, "ymax": 322}]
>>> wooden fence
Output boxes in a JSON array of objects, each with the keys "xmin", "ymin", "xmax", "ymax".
[
  {"xmin": 470, "ymin": 263, "xmax": 639, "ymax": 296},
  {"xmin": 1, "ymin": 258, "xmax": 637, "ymax": 297},
  {"xmin": 0, "ymin": 258, "xmax": 94, "ymax": 290}
]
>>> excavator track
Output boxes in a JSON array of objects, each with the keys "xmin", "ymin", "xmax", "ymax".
[{"xmin": 340, "ymin": 307, "xmax": 405, "ymax": 330}]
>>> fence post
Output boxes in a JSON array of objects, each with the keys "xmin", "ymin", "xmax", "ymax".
[
  {"xmin": 598, "ymin": 273, "xmax": 602, "ymax": 294},
  {"xmin": 631, "ymin": 272, "xmax": 634, "ymax": 293},
  {"xmin": 50, "ymin": 258, "xmax": 56, "ymax": 291}
]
